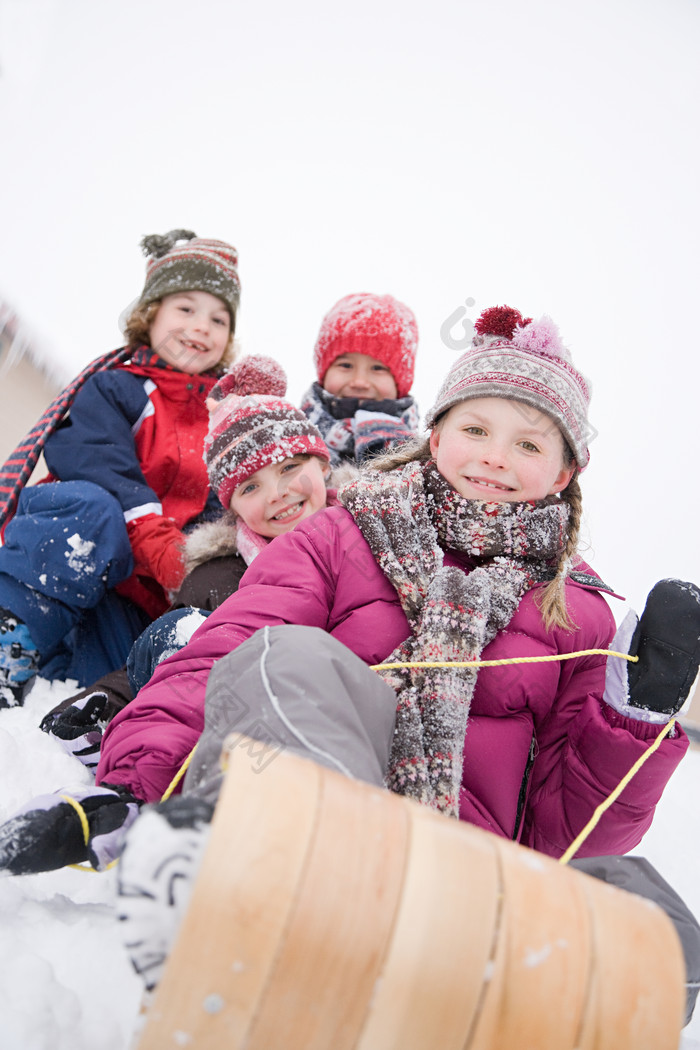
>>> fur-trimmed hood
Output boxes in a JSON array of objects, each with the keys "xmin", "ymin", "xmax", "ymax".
[{"xmin": 184, "ymin": 512, "xmax": 239, "ymax": 575}]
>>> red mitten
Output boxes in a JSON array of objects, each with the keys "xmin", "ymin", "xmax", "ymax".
[{"xmin": 127, "ymin": 515, "xmax": 186, "ymax": 595}]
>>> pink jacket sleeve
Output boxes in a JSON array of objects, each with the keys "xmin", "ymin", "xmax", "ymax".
[{"xmin": 96, "ymin": 515, "xmax": 342, "ymax": 801}]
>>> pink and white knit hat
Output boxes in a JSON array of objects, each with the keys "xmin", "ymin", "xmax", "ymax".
[
  {"xmin": 314, "ymin": 292, "xmax": 418, "ymax": 398},
  {"xmin": 425, "ymin": 306, "xmax": 592, "ymax": 470},
  {"xmin": 204, "ymin": 354, "xmax": 331, "ymax": 508},
  {"xmin": 139, "ymin": 229, "xmax": 241, "ymax": 326}
]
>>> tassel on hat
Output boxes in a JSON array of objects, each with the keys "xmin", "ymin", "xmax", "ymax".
[
  {"xmin": 204, "ymin": 355, "xmax": 331, "ymax": 509},
  {"xmin": 425, "ymin": 305, "xmax": 592, "ymax": 470},
  {"xmin": 139, "ymin": 229, "xmax": 241, "ymax": 326}
]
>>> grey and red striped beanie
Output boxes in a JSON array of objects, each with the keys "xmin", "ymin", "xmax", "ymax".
[
  {"xmin": 425, "ymin": 305, "xmax": 592, "ymax": 470},
  {"xmin": 313, "ymin": 292, "xmax": 418, "ymax": 398},
  {"xmin": 204, "ymin": 355, "xmax": 331, "ymax": 508},
  {"xmin": 139, "ymin": 229, "xmax": 241, "ymax": 326}
]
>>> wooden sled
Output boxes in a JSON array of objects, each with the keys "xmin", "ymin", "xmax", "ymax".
[{"xmin": 135, "ymin": 734, "xmax": 685, "ymax": 1050}]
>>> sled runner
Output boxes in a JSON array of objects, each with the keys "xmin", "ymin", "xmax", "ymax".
[{"xmin": 134, "ymin": 734, "xmax": 685, "ymax": 1050}]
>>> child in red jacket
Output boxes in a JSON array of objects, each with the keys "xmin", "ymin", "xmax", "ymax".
[{"xmin": 0, "ymin": 229, "xmax": 240, "ymax": 701}]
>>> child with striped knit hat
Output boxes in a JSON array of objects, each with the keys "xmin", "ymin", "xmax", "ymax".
[{"xmin": 0, "ymin": 229, "xmax": 241, "ymax": 704}]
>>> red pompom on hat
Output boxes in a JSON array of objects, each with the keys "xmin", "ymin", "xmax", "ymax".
[
  {"xmin": 313, "ymin": 292, "xmax": 418, "ymax": 398},
  {"xmin": 204, "ymin": 355, "xmax": 331, "ymax": 508},
  {"xmin": 426, "ymin": 305, "xmax": 592, "ymax": 470},
  {"xmin": 474, "ymin": 305, "xmax": 532, "ymax": 339}
]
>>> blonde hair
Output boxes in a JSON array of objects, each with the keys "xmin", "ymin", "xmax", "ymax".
[
  {"xmin": 123, "ymin": 298, "xmax": 237, "ymax": 368},
  {"xmin": 535, "ymin": 470, "xmax": 582, "ymax": 632},
  {"xmin": 371, "ymin": 431, "xmax": 581, "ymax": 633}
]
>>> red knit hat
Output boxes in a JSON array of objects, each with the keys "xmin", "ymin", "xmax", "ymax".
[
  {"xmin": 313, "ymin": 292, "xmax": 418, "ymax": 398},
  {"xmin": 204, "ymin": 355, "xmax": 331, "ymax": 508}
]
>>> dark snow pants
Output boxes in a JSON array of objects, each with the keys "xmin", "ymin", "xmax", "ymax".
[
  {"xmin": 0, "ymin": 481, "xmax": 149, "ymax": 685},
  {"xmin": 571, "ymin": 855, "xmax": 700, "ymax": 1025},
  {"xmin": 126, "ymin": 607, "xmax": 211, "ymax": 695}
]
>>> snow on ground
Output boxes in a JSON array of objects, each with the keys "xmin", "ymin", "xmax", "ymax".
[{"xmin": 1, "ymin": 677, "xmax": 699, "ymax": 1050}]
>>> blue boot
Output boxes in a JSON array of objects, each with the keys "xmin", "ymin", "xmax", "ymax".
[{"xmin": 0, "ymin": 607, "xmax": 40, "ymax": 707}]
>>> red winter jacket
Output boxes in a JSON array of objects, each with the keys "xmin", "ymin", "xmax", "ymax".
[
  {"xmin": 97, "ymin": 506, "xmax": 688, "ymax": 857},
  {"xmin": 43, "ymin": 353, "xmax": 219, "ymax": 618}
]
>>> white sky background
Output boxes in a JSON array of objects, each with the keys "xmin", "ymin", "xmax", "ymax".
[{"xmin": 0, "ymin": 0, "xmax": 698, "ymax": 613}]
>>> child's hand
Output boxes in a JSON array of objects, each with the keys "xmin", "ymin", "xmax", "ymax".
[
  {"xmin": 40, "ymin": 691, "xmax": 111, "ymax": 773},
  {"xmin": 127, "ymin": 515, "xmax": 186, "ymax": 594},
  {"xmin": 0, "ymin": 784, "xmax": 141, "ymax": 874},
  {"xmin": 604, "ymin": 579, "xmax": 700, "ymax": 722}
]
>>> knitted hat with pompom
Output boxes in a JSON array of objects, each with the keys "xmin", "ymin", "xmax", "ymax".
[
  {"xmin": 139, "ymin": 229, "xmax": 241, "ymax": 326},
  {"xmin": 204, "ymin": 354, "xmax": 331, "ymax": 508},
  {"xmin": 425, "ymin": 305, "xmax": 592, "ymax": 469},
  {"xmin": 314, "ymin": 292, "xmax": 418, "ymax": 398}
]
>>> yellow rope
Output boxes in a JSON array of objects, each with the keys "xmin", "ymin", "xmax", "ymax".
[
  {"xmin": 369, "ymin": 648, "xmax": 678, "ymax": 860},
  {"xmin": 63, "ymin": 747, "xmax": 200, "ymax": 873},
  {"xmin": 160, "ymin": 745, "xmax": 198, "ymax": 801},
  {"xmin": 370, "ymin": 647, "xmax": 639, "ymax": 671},
  {"xmin": 64, "ymin": 648, "xmax": 672, "ymax": 874},
  {"xmin": 60, "ymin": 793, "xmax": 89, "ymax": 845},
  {"xmin": 559, "ymin": 718, "xmax": 677, "ymax": 864},
  {"xmin": 61, "ymin": 793, "xmax": 109, "ymax": 872}
]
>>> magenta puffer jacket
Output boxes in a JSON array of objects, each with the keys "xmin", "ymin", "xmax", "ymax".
[{"xmin": 97, "ymin": 506, "xmax": 688, "ymax": 857}]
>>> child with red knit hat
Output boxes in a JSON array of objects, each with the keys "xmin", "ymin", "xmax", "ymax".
[
  {"xmin": 38, "ymin": 354, "xmax": 333, "ymax": 773},
  {"xmin": 0, "ymin": 229, "xmax": 242, "ymax": 704},
  {"xmin": 300, "ymin": 292, "xmax": 420, "ymax": 464}
]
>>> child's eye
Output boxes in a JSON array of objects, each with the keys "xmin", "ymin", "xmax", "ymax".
[
  {"xmin": 239, "ymin": 482, "xmax": 257, "ymax": 495},
  {"xmin": 463, "ymin": 426, "xmax": 486, "ymax": 436},
  {"xmin": 519, "ymin": 440, "xmax": 540, "ymax": 453},
  {"xmin": 371, "ymin": 364, "xmax": 390, "ymax": 372},
  {"xmin": 281, "ymin": 461, "xmax": 301, "ymax": 474},
  {"xmin": 213, "ymin": 316, "xmax": 227, "ymax": 326}
]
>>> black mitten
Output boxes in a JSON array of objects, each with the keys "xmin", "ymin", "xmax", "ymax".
[
  {"xmin": 627, "ymin": 579, "xmax": 700, "ymax": 716},
  {"xmin": 0, "ymin": 785, "xmax": 141, "ymax": 875},
  {"xmin": 40, "ymin": 691, "xmax": 111, "ymax": 771}
]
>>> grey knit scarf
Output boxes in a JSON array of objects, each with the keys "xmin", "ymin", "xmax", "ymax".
[{"xmin": 339, "ymin": 459, "xmax": 570, "ymax": 817}]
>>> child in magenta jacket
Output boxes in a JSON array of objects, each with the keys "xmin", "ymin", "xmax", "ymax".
[
  {"xmin": 1, "ymin": 306, "xmax": 698, "ymax": 878},
  {"xmin": 0, "ymin": 230, "xmax": 240, "ymax": 698}
]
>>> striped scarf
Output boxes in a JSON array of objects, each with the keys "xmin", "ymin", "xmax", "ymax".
[
  {"xmin": 339, "ymin": 459, "xmax": 569, "ymax": 817},
  {"xmin": 0, "ymin": 346, "xmax": 155, "ymax": 529}
]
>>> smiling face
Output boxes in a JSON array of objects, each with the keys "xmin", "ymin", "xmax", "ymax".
[
  {"xmin": 429, "ymin": 396, "xmax": 575, "ymax": 503},
  {"xmin": 148, "ymin": 290, "xmax": 231, "ymax": 374},
  {"xmin": 228, "ymin": 455, "xmax": 329, "ymax": 539},
  {"xmin": 322, "ymin": 352, "xmax": 398, "ymax": 401}
]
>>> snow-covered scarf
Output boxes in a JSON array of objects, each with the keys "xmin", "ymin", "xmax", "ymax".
[
  {"xmin": 300, "ymin": 382, "xmax": 419, "ymax": 466},
  {"xmin": 339, "ymin": 459, "xmax": 570, "ymax": 817}
]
